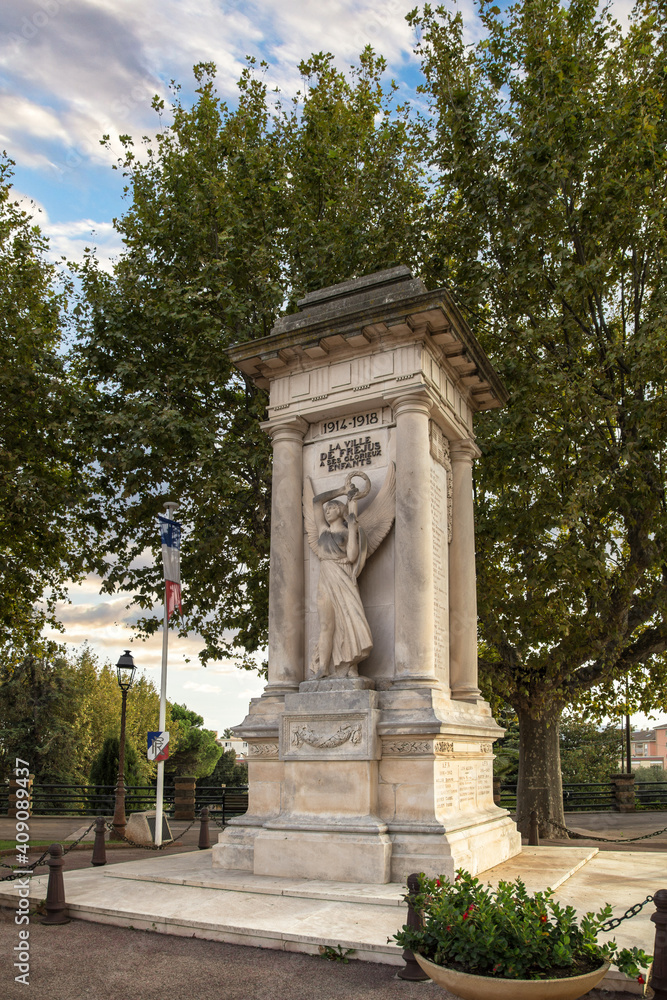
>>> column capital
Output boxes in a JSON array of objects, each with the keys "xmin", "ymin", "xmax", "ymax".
[
  {"xmin": 385, "ymin": 385, "xmax": 432, "ymax": 418},
  {"xmin": 449, "ymin": 438, "xmax": 481, "ymax": 463},
  {"xmin": 261, "ymin": 415, "xmax": 309, "ymax": 443}
]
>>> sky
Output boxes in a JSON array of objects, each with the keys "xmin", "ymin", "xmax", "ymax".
[{"xmin": 3, "ymin": 0, "xmax": 652, "ymax": 735}]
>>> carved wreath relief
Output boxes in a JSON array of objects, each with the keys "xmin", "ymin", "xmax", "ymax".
[
  {"xmin": 248, "ymin": 742, "xmax": 279, "ymax": 758},
  {"xmin": 292, "ymin": 723, "xmax": 362, "ymax": 749}
]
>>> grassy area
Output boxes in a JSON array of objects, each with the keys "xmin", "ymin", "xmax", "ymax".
[{"xmin": 0, "ymin": 840, "xmax": 56, "ymax": 851}]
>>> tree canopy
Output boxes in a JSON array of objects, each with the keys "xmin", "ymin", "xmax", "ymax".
[
  {"xmin": 0, "ymin": 644, "xmax": 215, "ymax": 785},
  {"xmin": 75, "ymin": 51, "xmax": 426, "ymax": 668},
  {"xmin": 165, "ymin": 702, "xmax": 222, "ymax": 779},
  {"xmin": 0, "ymin": 157, "xmax": 94, "ymax": 648},
  {"xmin": 411, "ymin": 0, "xmax": 667, "ymax": 831}
]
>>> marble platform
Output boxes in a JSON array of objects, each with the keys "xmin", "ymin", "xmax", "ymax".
[{"xmin": 1, "ymin": 845, "xmax": 660, "ymax": 994}]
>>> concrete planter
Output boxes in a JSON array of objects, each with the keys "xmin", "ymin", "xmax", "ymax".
[{"xmin": 414, "ymin": 954, "xmax": 610, "ymax": 1000}]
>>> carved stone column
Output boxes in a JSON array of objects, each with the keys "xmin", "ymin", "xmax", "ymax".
[
  {"xmin": 263, "ymin": 416, "xmax": 309, "ymax": 696},
  {"xmin": 390, "ymin": 389, "xmax": 436, "ymax": 686},
  {"xmin": 449, "ymin": 438, "xmax": 482, "ymax": 700}
]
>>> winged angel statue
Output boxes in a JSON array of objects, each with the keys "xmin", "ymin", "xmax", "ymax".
[{"xmin": 303, "ymin": 463, "xmax": 396, "ymax": 679}]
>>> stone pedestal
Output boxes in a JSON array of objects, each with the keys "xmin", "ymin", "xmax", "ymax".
[
  {"xmin": 214, "ymin": 267, "xmax": 521, "ymax": 883},
  {"xmin": 612, "ymin": 773, "xmax": 636, "ymax": 813},
  {"xmin": 174, "ymin": 776, "xmax": 196, "ymax": 820}
]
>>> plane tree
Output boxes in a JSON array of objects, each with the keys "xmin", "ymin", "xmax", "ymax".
[
  {"xmin": 0, "ymin": 157, "xmax": 94, "ymax": 649},
  {"xmin": 75, "ymin": 51, "xmax": 427, "ymax": 669},
  {"xmin": 412, "ymin": 0, "xmax": 667, "ymax": 834}
]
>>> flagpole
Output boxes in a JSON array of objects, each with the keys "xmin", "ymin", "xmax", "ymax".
[{"xmin": 155, "ymin": 500, "xmax": 178, "ymax": 847}]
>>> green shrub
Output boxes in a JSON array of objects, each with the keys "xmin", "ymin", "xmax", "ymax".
[{"xmin": 394, "ymin": 870, "xmax": 650, "ymax": 983}]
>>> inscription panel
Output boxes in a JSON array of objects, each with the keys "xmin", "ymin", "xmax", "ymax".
[
  {"xmin": 320, "ymin": 410, "xmax": 380, "ymax": 435},
  {"xmin": 434, "ymin": 758, "xmax": 491, "ymax": 818},
  {"xmin": 319, "ymin": 436, "xmax": 382, "ymax": 472},
  {"xmin": 478, "ymin": 759, "xmax": 494, "ymax": 805}
]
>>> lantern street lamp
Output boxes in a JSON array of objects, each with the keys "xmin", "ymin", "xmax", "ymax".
[{"xmin": 112, "ymin": 650, "xmax": 137, "ymax": 841}]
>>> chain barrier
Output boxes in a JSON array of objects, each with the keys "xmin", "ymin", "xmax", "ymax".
[
  {"xmin": 1, "ymin": 813, "xmax": 202, "ymax": 879},
  {"xmin": 600, "ymin": 894, "xmax": 654, "ymax": 932},
  {"xmin": 0, "ymin": 820, "xmax": 97, "ymax": 881},
  {"xmin": 551, "ymin": 819, "xmax": 667, "ymax": 844},
  {"xmin": 103, "ymin": 817, "xmax": 199, "ymax": 850}
]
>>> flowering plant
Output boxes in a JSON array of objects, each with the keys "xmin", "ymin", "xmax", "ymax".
[{"xmin": 393, "ymin": 871, "xmax": 651, "ymax": 983}]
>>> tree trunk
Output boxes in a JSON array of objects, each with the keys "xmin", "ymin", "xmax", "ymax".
[{"xmin": 516, "ymin": 705, "xmax": 567, "ymax": 839}]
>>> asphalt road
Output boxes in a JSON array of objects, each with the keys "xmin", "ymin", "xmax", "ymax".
[{"xmin": 0, "ymin": 908, "xmax": 645, "ymax": 1000}]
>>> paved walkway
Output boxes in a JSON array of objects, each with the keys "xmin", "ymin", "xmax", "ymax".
[{"xmin": 0, "ymin": 815, "xmax": 660, "ymax": 999}]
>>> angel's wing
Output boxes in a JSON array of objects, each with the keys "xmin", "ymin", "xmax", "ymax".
[
  {"xmin": 302, "ymin": 476, "xmax": 320, "ymax": 556},
  {"xmin": 358, "ymin": 461, "xmax": 396, "ymax": 557}
]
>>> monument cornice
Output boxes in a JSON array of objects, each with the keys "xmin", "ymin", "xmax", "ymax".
[{"xmin": 227, "ymin": 267, "xmax": 508, "ymax": 412}]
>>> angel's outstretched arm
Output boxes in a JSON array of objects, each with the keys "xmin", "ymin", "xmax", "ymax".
[
  {"xmin": 312, "ymin": 483, "xmax": 346, "ymax": 505},
  {"xmin": 310, "ymin": 479, "xmax": 346, "ymax": 534}
]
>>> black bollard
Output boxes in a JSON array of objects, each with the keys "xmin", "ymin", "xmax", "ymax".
[
  {"xmin": 41, "ymin": 844, "xmax": 70, "ymax": 925},
  {"xmin": 397, "ymin": 872, "xmax": 429, "ymax": 981},
  {"xmin": 91, "ymin": 816, "xmax": 107, "ymax": 867},
  {"xmin": 650, "ymin": 889, "xmax": 667, "ymax": 999},
  {"xmin": 528, "ymin": 809, "xmax": 540, "ymax": 847},
  {"xmin": 198, "ymin": 807, "xmax": 211, "ymax": 850}
]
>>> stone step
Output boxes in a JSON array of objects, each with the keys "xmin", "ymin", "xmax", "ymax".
[{"xmin": 0, "ymin": 845, "xmax": 653, "ymax": 993}]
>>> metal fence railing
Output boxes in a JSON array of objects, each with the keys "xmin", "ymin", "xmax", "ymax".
[
  {"xmin": 0, "ymin": 783, "xmax": 249, "ymax": 819},
  {"xmin": 635, "ymin": 782, "xmax": 667, "ymax": 810},
  {"xmin": 500, "ymin": 781, "xmax": 617, "ymax": 813},
  {"xmin": 5, "ymin": 778, "xmax": 667, "ymax": 817}
]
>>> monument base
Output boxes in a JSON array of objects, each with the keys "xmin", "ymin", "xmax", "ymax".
[
  {"xmin": 387, "ymin": 814, "xmax": 522, "ymax": 884},
  {"xmin": 253, "ymin": 827, "xmax": 392, "ymax": 883},
  {"xmin": 213, "ymin": 688, "xmax": 521, "ymax": 884},
  {"xmin": 213, "ymin": 812, "xmax": 520, "ymax": 884}
]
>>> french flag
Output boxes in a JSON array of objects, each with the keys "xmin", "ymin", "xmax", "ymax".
[{"xmin": 159, "ymin": 515, "xmax": 182, "ymax": 618}]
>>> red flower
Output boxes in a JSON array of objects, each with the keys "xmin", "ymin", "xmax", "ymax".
[
  {"xmin": 638, "ymin": 976, "xmax": 645, "ymax": 984},
  {"xmin": 462, "ymin": 912, "xmax": 470, "ymax": 921},
  {"xmin": 455, "ymin": 874, "xmax": 462, "ymax": 881},
  {"xmin": 435, "ymin": 879, "xmax": 441, "ymax": 887},
  {"xmin": 446, "ymin": 925, "xmax": 451, "ymax": 932},
  {"xmin": 540, "ymin": 915, "xmax": 547, "ymax": 923}
]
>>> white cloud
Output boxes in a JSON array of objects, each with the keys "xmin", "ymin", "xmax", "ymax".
[
  {"xmin": 183, "ymin": 681, "xmax": 223, "ymax": 693},
  {"xmin": 237, "ymin": 682, "xmax": 264, "ymax": 701},
  {"xmin": 10, "ymin": 190, "xmax": 123, "ymax": 269}
]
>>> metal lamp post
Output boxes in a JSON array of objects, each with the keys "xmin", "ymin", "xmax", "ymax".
[{"xmin": 111, "ymin": 649, "xmax": 137, "ymax": 841}]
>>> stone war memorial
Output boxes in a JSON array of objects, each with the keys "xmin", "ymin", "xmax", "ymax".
[{"xmin": 214, "ymin": 266, "xmax": 522, "ymax": 883}]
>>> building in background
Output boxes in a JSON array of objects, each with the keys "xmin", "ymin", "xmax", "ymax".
[
  {"xmin": 218, "ymin": 737, "xmax": 248, "ymax": 763},
  {"xmin": 631, "ymin": 725, "xmax": 667, "ymax": 770}
]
